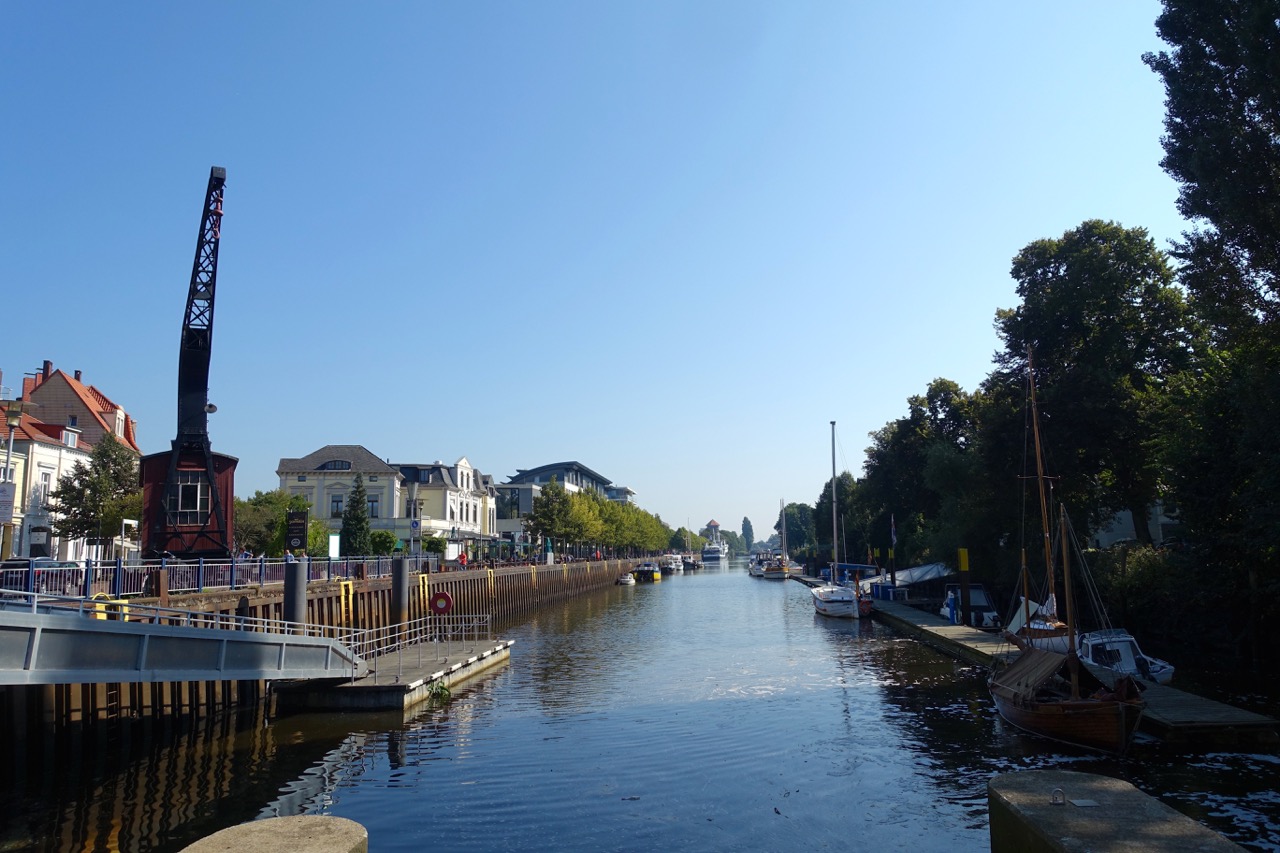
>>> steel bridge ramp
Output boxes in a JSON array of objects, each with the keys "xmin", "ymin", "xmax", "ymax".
[{"xmin": 0, "ymin": 595, "xmax": 368, "ymax": 686}]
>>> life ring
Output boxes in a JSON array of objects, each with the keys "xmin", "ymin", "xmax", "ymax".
[{"xmin": 430, "ymin": 590, "xmax": 454, "ymax": 615}]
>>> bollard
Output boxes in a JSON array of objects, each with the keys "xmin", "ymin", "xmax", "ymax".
[
  {"xmin": 283, "ymin": 558, "xmax": 308, "ymax": 627},
  {"xmin": 391, "ymin": 557, "xmax": 409, "ymax": 628}
]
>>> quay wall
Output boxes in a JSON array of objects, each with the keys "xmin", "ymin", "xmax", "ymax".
[{"xmin": 0, "ymin": 559, "xmax": 627, "ymax": 733}]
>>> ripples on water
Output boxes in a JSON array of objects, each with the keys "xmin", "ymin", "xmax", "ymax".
[{"xmin": 4, "ymin": 564, "xmax": 1280, "ymax": 851}]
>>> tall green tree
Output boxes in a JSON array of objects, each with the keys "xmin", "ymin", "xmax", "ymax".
[
  {"xmin": 524, "ymin": 477, "xmax": 571, "ymax": 552},
  {"xmin": 741, "ymin": 517, "xmax": 754, "ymax": 551},
  {"xmin": 340, "ymin": 474, "xmax": 372, "ymax": 557},
  {"xmin": 993, "ymin": 219, "xmax": 1193, "ymax": 543},
  {"xmin": 48, "ymin": 434, "xmax": 139, "ymax": 543},
  {"xmin": 1144, "ymin": 1, "xmax": 1280, "ymax": 327}
]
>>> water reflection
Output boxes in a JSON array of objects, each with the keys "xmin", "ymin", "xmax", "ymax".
[{"xmin": 4, "ymin": 563, "xmax": 1280, "ymax": 851}]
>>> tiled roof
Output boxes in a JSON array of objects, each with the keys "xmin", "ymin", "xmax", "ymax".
[
  {"xmin": 277, "ymin": 444, "xmax": 400, "ymax": 474},
  {"xmin": 24, "ymin": 367, "xmax": 141, "ymax": 454}
]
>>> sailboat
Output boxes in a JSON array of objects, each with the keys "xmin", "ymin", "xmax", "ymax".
[
  {"xmin": 812, "ymin": 421, "xmax": 870, "ymax": 618},
  {"xmin": 762, "ymin": 499, "xmax": 791, "ymax": 580},
  {"xmin": 988, "ymin": 357, "xmax": 1145, "ymax": 754}
]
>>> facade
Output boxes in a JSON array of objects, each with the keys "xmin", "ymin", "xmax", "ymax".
[
  {"xmin": 394, "ymin": 458, "xmax": 497, "ymax": 559},
  {"xmin": 4, "ymin": 412, "xmax": 92, "ymax": 559},
  {"xmin": 506, "ymin": 461, "xmax": 633, "ymax": 502},
  {"xmin": 276, "ymin": 445, "xmax": 404, "ymax": 552},
  {"xmin": 277, "ymin": 446, "xmax": 499, "ymax": 560}
]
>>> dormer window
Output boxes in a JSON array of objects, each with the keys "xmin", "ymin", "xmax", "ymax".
[
  {"xmin": 321, "ymin": 460, "xmax": 351, "ymax": 471},
  {"xmin": 63, "ymin": 432, "xmax": 77, "ymax": 449}
]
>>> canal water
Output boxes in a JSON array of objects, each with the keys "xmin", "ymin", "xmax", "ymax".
[{"xmin": 4, "ymin": 561, "xmax": 1280, "ymax": 852}]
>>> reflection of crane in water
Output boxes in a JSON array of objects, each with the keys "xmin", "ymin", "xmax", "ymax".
[{"xmin": 140, "ymin": 167, "xmax": 238, "ymax": 559}]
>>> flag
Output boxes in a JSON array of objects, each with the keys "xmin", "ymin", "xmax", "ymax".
[{"xmin": 891, "ymin": 514, "xmax": 897, "ymax": 547}]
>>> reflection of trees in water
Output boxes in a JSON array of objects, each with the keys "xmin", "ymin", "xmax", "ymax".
[{"xmin": 0, "ymin": 708, "xmax": 365, "ymax": 853}]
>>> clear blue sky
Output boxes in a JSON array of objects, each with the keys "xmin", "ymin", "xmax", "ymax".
[{"xmin": 1, "ymin": 2, "xmax": 1186, "ymax": 541}]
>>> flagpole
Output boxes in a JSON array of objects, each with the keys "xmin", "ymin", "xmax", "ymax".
[{"xmin": 890, "ymin": 514, "xmax": 897, "ymax": 588}]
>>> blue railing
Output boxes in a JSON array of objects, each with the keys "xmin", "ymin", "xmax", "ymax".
[{"xmin": 0, "ymin": 554, "xmax": 439, "ymax": 599}]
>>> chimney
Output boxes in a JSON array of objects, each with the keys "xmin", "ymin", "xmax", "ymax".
[
  {"xmin": 74, "ymin": 370, "xmax": 82, "ymax": 381},
  {"xmin": 43, "ymin": 360, "xmax": 52, "ymax": 379}
]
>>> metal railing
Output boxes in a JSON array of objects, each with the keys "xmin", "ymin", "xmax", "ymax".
[
  {"xmin": 0, "ymin": 554, "xmax": 442, "ymax": 598},
  {"xmin": 349, "ymin": 613, "xmax": 493, "ymax": 684}
]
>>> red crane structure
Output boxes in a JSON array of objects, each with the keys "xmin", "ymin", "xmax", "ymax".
[{"xmin": 140, "ymin": 167, "xmax": 238, "ymax": 559}]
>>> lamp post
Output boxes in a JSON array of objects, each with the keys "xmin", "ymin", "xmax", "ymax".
[{"xmin": 2, "ymin": 398, "xmax": 36, "ymax": 560}]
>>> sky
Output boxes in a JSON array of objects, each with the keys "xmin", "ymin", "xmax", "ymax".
[{"xmin": 0, "ymin": 2, "xmax": 1189, "ymax": 541}]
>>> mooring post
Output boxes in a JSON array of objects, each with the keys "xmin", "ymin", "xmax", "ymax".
[
  {"xmin": 284, "ymin": 558, "xmax": 307, "ymax": 628},
  {"xmin": 391, "ymin": 557, "xmax": 409, "ymax": 628}
]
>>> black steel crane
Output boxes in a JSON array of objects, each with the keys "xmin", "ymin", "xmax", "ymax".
[{"xmin": 140, "ymin": 167, "xmax": 237, "ymax": 559}]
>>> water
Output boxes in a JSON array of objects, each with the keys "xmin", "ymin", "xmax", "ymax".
[{"xmin": 4, "ymin": 562, "xmax": 1280, "ymax": 851}]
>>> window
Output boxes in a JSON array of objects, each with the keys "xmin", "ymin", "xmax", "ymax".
[
  {"xmin": 166, "ymin": 471, "xmax": 209, "ymax": 525},
  {"xmin": 321, "ymin": 460, "xmax": 351, "ymax": 471},
  {"xmin": 67, "ymin": 416, "xmax": 77, "ymax": 427},
  {"xmin": 297, "ymin": 475, "xmax": 307, "ymax": 482},
  {"xmin": 38, "ymin": 471, "xmax": 53, "ymax": 506},
  {"xmin": 63, "ymin": 432, "xmax": 77, "ymax": 449},
  {"xmin": 330, "ymin": 495, "xmax": 344, "ymax": 517},
  {"xmin": 368, "ymin": 494, "xmax": 379, "ymax": 518}
]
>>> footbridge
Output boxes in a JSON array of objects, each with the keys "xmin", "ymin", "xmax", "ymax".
[{"xmin": 0, "ymin": 593, "xmax": 370, "ymax": 686}]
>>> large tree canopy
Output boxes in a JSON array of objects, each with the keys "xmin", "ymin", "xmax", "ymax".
[
  {"xmin": 1144, "ymin": 1, "xmax": 1280, "ymax": 319},
  {"xmin": 48, "ymin": 434, "xmax": 139, "ymax": 544},
  {"xmin": 993, "ymin": 219, "xmax": 1193, "ymax": 541}
]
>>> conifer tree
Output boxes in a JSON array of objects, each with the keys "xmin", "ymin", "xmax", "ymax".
[{"xmin": 340, "ymin": 474, "xmax": 372, "ymax": 557}]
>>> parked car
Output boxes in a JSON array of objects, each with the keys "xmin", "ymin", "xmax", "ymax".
[{"xmin": 0, "ymin": 558, "xmax": 85, "ymax": 595}]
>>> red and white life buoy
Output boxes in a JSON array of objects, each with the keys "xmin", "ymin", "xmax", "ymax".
[{"xmin": 430, "ymin": 590, "xmax": 454, "ymax": 615}]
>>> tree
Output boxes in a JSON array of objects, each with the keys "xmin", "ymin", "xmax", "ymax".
[
  {"xmin": 340, "ymin": 474, "xmax": 372, "ymax": 557},
  {"xmin": 1144, "ymin": 1, "xmax": 1280, "ymax": 325},
  {"xmin": 524, "ymin": 477, "xmax": 571, "ymax": 552},
  {"xmin": 370, "ymin": 529, "xmax": 398, "ymax": 556},
  {"xmin": 994, "ymin": 220, "xmax": 1193, "ymax": 542},
  {"xmin": 741, "ymin": 517, "xmax": 754, "ymax": 551},
  {"xmin": 47, "ymin": 434, "xmax": 139, "ymax": 544}
]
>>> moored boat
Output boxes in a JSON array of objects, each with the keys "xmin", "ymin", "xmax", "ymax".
[
  {"xmin": 616, "ymin": 571, "xmax": 636, "ymax": 586},
  {"xmin": 1077, "ymin": 628, "xmax": 1174, "ymax": 685},
  {"xmin": 988, "ymin": 354, "xmax": 1146, "ymax": 754}
]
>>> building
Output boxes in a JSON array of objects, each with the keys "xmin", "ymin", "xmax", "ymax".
[
  {"xmin": 393, "ymin": 458, "xmax": 497, "ymax": 559},
  {"xmin": 276, "ymin": 446, "xmax": 499, "ymax": 560},
  {"xmin": 3, "ymin": 410, "xmax": 91, "ymax": 559},
  {"xmin": 22, "ymin": 360, "xmax": 141, "ymax": 454}
]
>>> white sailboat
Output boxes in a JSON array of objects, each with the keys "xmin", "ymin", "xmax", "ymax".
[{"xmin": 812, "ymin": 421, "xmax": 867, "ymax": 618}]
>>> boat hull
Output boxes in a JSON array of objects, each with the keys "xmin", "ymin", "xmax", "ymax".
[
  {"xmin": 991, "ymin": 691, "xmax": 1144, "ymax": 754},
  {"xmin": 811, "ymin": 584, "xmax": 860, "ymax": 619}
]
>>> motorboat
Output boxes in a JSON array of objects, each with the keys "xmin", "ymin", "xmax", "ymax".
[
  {"xmin": 660, "ymin": 554, "xmax": 684, "ymax": 575},
  {"xmin": 616, "ymin": 571, "xmax": 636, "ymax": 586},
  {"xmin": 811, "ymin": 582, "xmax": 857, "ymax": 617},
  {"xmin": 937, "ymin": 583, "xmax": 1001, "ymax": 629},
  {"xmin": 1077, "ymin": 628, "xmax": 1174, "ymax": 685}
]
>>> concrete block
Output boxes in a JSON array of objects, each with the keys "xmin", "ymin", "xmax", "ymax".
[{"xmin": 181, "ymin": 815, "xmax": 367, "ymax": 853}]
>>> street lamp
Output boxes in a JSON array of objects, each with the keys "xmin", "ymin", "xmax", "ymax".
[{"xmin": 1, "ymin": 398, "xmax": 37, "ymax": 560}]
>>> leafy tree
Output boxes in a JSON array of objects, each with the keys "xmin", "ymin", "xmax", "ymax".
[
  {"xmin": 777, "ymin": 503, "xmax": 815, "ymax": 555},
  {"xmin": 741, "ymin": 517, "xmax": 754, "ymax": 551},
  {"xmin": 993, "ymin": 219, "xmax": 1193, "ymax": 543},
  {"xmin": 524, "ymin": 477, "xmax": 571, "ymax": 552},
  {"xmin": 340, "ymin": 474, "xmax": 372, "ymax": 557},
  {"xmin": 308, "ymin": 519, "xmax": 331, "ymax": 557},
  {"xmin": 48, "ymin": 434, "xmax": 139, "ymax": 543},
  {"xmin": 1144, "ymin": 1, "xmax": 1280, "ymax": 326},
  {"xmin": 370, "ymin": 529, "xmax": 398, "ymax": 556}
]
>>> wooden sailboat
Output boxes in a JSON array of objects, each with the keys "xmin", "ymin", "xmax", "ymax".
[{"xmin": 988, "ymin": 359, "xmax": 1145, "ymax": 754}]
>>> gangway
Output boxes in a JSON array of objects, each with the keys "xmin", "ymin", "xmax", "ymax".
[{"xmin": 0, "ymin": 592, "xmax": 369, "ymax": 686}]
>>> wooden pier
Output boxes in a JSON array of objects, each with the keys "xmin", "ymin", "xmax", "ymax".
[{"xmin": 870, "ymin": 598, "xmax": 1278, "ymax": 747}]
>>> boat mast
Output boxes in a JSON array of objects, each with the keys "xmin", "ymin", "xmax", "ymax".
[
  {"xmin": 830, "ymin": 420, "xmax": 839, "ymax": 577},
  {"xmin": 1027, "ymin": 350, "xmax": 1056, "ymax": 609},
  {"xmin": 1060, "ymin": 504, "xmax": 1080, "ymax": 699}
]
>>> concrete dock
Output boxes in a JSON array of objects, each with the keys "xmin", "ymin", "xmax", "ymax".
[
  {"xmin": 275, "ymin": 638, "xmax": 514, "ymax": 714},
  {"xmin": 869, "ymin": 597, "xmax": 1278, "ymax": 747}
]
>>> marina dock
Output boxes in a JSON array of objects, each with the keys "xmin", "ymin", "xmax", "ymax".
[
  {"xmin": 868, "ymin": 596, "xmax": 1278, "ymax": 747},
  {"xmin": 276, "ymin": 638, "xmax": 514, "ymax": 714}
]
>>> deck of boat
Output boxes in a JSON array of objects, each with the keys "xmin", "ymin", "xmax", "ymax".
[{"xmin": 869, "ymin": 597, "xmax": 1278, "ymax": 748}]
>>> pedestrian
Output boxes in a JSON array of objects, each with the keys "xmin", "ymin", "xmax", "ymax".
[{"xmin": 285, "ymin": 549, "xmax": 297, "ymax": 564}]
